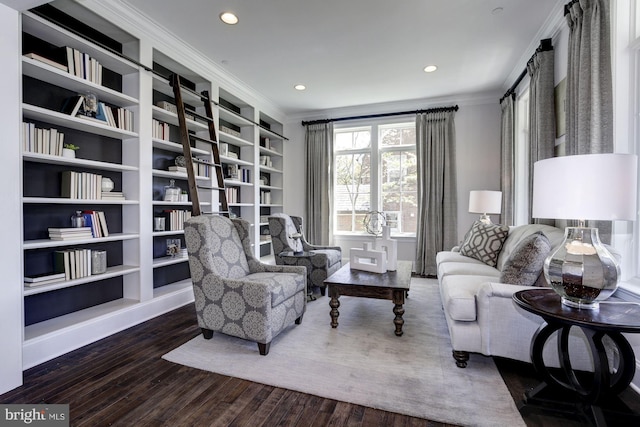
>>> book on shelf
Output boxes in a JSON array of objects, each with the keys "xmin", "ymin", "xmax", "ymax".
[
  {"xmin": 61, "ymin": 95, "xmax": 85, "ymax": 116},
  {"xmin": 22, "ymin": 122, "xmax": 65, "ymax": 156},
  {"xmin": 82, "ymin": 210, "xmax": 109, "ymax": 237},
  {"xmin": 168, "ymin": 165, "xmax": 187, "ymax": 173},
  {"xmin": 61, "ymin": 170, "xmax": 103, "ymax": 200},
  {"xmin": 48, "ymin": 227, "xmax": 93, "ymax": 241},
  {"xmin": 53, "ymin": 248, "xmax": 93, "ymax": 281},
  {"xmin": 64, "ymin": 46, "xmax": 102, "ymax": 84},
  {"xmin": 23, "ymin": 52, "xmax": 68, "ymax": 72},
  {"xmin": 24, "ymin": 272, "xmax": 66, "ymax": 283},
  {"xmin": 101, "ymin": 192, "xmax": 125, "ymax": 200}
]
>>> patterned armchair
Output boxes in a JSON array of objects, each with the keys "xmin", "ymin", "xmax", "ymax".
[
  {"xmin": 184, "ymin": 215, "xmax": 306, "ymax": 355},
  {"xmin": 268, "ymin": 213, "xmax": 342, "ymax": 297}
]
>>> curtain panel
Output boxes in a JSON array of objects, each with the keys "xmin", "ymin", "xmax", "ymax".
[
  {"xmin": 500, "ymin": 95, "xmax": 515, "ymax": 226},
  {"xmin": 527, "ymin": 49, "xmax": 556, "ymax": 224},
  {"xmin": 564, "ymin": 0, "xmax": 613, "ymax": 241},
  {"xmin": 414, "ymin": 110, "xmax": 457, "ymax": 276},
  {"xmin": 304, "ymin": 123, "xmax": 334, "ymax": 245},
  {"xmin": 565, "ymin": 0, "xmax": 613, "ymax": 155}
]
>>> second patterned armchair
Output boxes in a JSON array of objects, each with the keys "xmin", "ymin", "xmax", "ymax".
[{"xmin": 268, "ymin": 213, "xmax": 342, "ymax": 297}]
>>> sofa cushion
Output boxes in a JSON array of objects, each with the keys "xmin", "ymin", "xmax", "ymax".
[
  {"xmin": 436, "ymin": 251, "xmax": 487, "ymax": 266},
  {"xmin": 459, "ymin": 221, "xmax": 509, "ymax": 267},
  {"xmin": 499, "ymin": 231, "xmax": 551, "ymax": 286},
  {"xmin": 440, "ymin": 275, "xmax": 500, "ymax": 321},
  {"xmin": 438, "ymin": 261, "xmax": 501, "ymax": 280}
]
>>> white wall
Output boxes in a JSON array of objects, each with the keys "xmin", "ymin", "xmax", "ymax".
[
  {"xmin": 0, "ymin": 2, "xmax": 24, "ymax": 394},
  {"xmin": 285, "ymin": 97, "xmax": 502, "ymax": 262}
]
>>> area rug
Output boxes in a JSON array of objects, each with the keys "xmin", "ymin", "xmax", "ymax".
[{"xmin": 162, "ymin": 277, "xmax": 525, "ymax": 427}]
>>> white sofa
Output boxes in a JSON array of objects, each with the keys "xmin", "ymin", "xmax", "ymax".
[{"xmin": 436, "ymin": 223, "xmax": 569, "ymax": 368}]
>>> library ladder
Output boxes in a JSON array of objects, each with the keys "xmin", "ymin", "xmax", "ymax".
[{"xmin": 170, "ymin": 74, "xmax": 228, "ymax": 217}]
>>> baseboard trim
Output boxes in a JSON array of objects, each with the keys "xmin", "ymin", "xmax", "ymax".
[{"xmin": 22, "ymin": 288, "xmax": 194, "ymax": 370}]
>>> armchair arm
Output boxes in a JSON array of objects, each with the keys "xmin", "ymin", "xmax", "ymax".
[{"xmin": 302, "ymin": 242, "xmax": 342, "ymax": 252}]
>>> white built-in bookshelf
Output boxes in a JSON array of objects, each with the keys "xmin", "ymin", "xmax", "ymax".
[{"xmin": 17, "ymin": 3, "xmax": 288, "ymax": 369}]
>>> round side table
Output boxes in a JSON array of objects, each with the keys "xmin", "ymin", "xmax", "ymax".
[{"xmin": 513, "ymin": 289, "xmax": 640, "ymax": 426}]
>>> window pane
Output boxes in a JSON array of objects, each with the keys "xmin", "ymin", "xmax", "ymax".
[
  {"xmin": 335, "ymin": 129, "xmax": 371, "ymax": 150},
  {"xmin": 380, "ymin": 123, "xmax": 415, "ymax": 146},
  {"xmin": 381, "ymin": 150, "xmax": 417, "ymax": 233},
  {"xmin": 335, "ymin": 153, "xmax": 371, "ymax": 232}
]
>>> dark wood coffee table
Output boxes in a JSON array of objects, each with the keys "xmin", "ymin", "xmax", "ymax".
[{"xmin": 324, "ymin": 260, "xmax": 412, "ymax": 336}]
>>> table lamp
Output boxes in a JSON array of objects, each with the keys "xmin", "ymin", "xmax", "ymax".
[
  {"xmin": 532, "ymin": 153, "xmax": 638, "ymax": 309},
  {"xmin": 469, "ymin": 190, "xmax": 502, "ymax": 224}
]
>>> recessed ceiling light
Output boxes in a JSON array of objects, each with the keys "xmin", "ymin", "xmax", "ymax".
[
  {"xmin": 423, "ymin": 65, "xmax": 438, "ymax": 73},
  {"xmin": 294, "ymin": 84, "xmax": 306, "ymax": 91},
  {"xmin": 220, "ymin": 12, "xmax": 238, "ymax": 25}
]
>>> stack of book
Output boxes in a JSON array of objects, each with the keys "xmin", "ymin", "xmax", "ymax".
[
  {"xmin": 48, "ymin": 227, "xmax": 93, "ymax": 241},
  {"xmin": 53, "ymin": 248, "xmax": 96, "ymax": 280},
  {"xmin": 24, "ymin": 272, "xmax": 66, "ymax": 287},
  {"xmin": 152, "ymin": 119, "xmax": 170, "ymax": 140},
  {"xmin": 225, "ymin": 187, "xmax": 239, "ymax": 203},
  {"xmin": 82, "ymin": 210, "xmax": 109, "ymax": 238},
  {"xmin": 168, "ymin": 165, "xmax": 187, "ymax": 173},
  {"xmin": 22, "ymin": 122, "xmax": 65, "ymax": 156},
  {"xmin": 101, "ymin": 192, "xmax": 125, "ymax": 201},
  {"xmin": 61, "ymin": 170, "xmax": 103, "ymax": 199},
  {"xmin": 163, "ymin": 210, "xmax": 192, "ymax": 231}
]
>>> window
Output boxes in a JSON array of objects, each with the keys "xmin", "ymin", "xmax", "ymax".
[{"xmin": 334, "ymin": 120, "xmax": 417, "ymax": 236}]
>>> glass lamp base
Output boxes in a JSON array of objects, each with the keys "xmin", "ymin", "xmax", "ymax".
[
  {"xmin": 561, "ymin": 296, "xmax": 599, "ymax": 310},
  {"xmin": 544, "ymin": 227, "xmax": 620, "ymax": 310}
]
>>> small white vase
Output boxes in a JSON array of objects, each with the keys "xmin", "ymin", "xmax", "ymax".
[{"xmin": 62, "ymin": 148, "xmax": 75, "ymax": 158}]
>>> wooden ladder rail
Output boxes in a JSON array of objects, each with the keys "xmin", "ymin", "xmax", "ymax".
[{"xmin": 170, "ymin": 74, "xmax": 229, "ymax": 217}]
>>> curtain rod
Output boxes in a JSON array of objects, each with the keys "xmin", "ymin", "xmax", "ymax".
[
  {"xmin": 499, "ymin": 38, "xmax": 553, "ymax": 104},
  {"xmin": 301, "ymin": 105, "xmax": 459, "ymax": 127}
]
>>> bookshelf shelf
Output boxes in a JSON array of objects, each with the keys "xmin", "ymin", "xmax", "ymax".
[
  {"xmin": 23, "ymin": 264, "xmax": 140, "ymax": 296},
  {"xmin": 23, "ymin": 233, "xmax": 140, "ymax": 250},
  {"xmin": 151, "ymin": 169, "xmax": 211, "ymax": 180},
  {"xmin": 22, "ymin": 57, "xmax": 139, "ymax": 107},
  {"xmin": 152, "ymin": 230, "xmax": 185, "ymax": 237},
  {"xmin": 23, "ymin": 197, "xmax": 139, "ymax": 205},
  {"xmin": 224, "ymin": 179, "xmax": 252, "ymax": 187},
  {"xmin": 153, "ymin": 256, "xmax": 189, "ymax": 268},
  {"xmin": 23, "ymin": 104, "xmax": 138, "ymax": 139},
  {"xmin": 152, "ymin": 106, "xmax": 207, "ymax": 131},
  {"xmin": 220, "ymin": 155, "xmax": 253, "ymax": 167},
  {"xmin": 219, "ymin": 107, "xmax": 254, "ymax": 128},
  {"xmin": 152, "ymin": 138, "xmax": 209, "ymax": 156},
  {"xmin": 23, "ymin": 152, "xmax": 139, "ymax": 172},
  {"xmin": 259, "ymin": 145, "xmax": 282, "ymax": 157},
  {"xmin": 219, "ymin": 131, "xmax": 253, "ymax": 147}
]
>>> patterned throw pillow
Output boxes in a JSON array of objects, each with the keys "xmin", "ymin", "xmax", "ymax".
[
  {"xmin": 459, "ymin": 221, "xmax": 509, "ymax": 267},
  {"xmin": 499, "ymin": 231, "xmax": 552, "ymax": 286}
]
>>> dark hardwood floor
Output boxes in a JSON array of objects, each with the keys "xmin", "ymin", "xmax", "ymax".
[{"xmin": 2, "ymin": 302, "xmax": 639, "ymax": 426}]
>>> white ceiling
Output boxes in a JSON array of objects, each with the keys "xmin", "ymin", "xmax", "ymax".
[{"xmin": 92, "ymin": 1, "xmax": 565, "ymax": 115}]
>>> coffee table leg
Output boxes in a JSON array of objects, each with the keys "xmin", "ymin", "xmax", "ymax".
[
  {"xmin": 393, "ymin": 290, "xmax": 405, "ymax": 336},
  {"xmin": 329, "ymin": 287, "xmax": 340, "ymax": 328}
]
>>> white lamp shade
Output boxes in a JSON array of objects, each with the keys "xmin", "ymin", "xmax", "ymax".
[
  {"xmin": 468, "ymin": 190, "xmax": 502, "ymax": 214},
  {"xmin": 532, "ymin": 153, "xmax": 638, "ymax": 221}
]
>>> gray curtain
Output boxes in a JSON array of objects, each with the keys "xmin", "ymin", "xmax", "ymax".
[
  {"xmin": 500, "ymin": 95, "xmax": 515, "ymax": 226},
  {"xmin": 305, "ymin": 122, "xmax": 334, "ymax": 245},
  {"xmin": 414, "ymin": 110, "xmax": 457, "ymax": 276},
  {"xmin": 565, "ymin": 0, "xmax": 613, "ymax": 155},
  {"xmin": 527, "ymin": 49, "xmax": 556, "ymax": 224},
  {"xmin": 565, "ymin": 0, "xmax": 613, "ymax": 241}
]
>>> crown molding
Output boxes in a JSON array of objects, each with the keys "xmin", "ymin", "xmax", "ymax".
[
  {"xmin": 73, "ymin": 0, "xmax": 286, "ymax": 119},
  {"xmin": 502, "ymin": 1, "xmax": 566, "ymax": 90}
]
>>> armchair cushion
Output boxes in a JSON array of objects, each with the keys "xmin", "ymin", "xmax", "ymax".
[{"xmin": 244, "ymin": 272, "xmax": 306, "ymax": 306}]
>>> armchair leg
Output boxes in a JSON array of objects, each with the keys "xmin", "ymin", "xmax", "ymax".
[
  {"xmin": 453, "ymin": 350, "xmax": 469, "ymax": 368},
  {"xmin": 258, "ymin": 342, "xmax": 271, "ymax": 356},
  {"xmin": 320, "ymin": 286, "xmax": 326, "ymax": 297},
  {"xmin": 295, "ymin": 314, "xmax": 304, "ymax": 325},
  {"xmin": 201, "ymin": 328, "xmax": 214, "ymax": 339}
]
